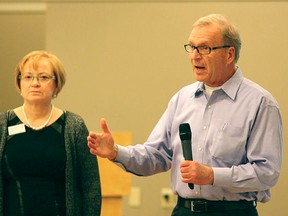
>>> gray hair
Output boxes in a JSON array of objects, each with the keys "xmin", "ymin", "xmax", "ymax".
[{"xmin": 192, "ymin": 14, "xmax": 241, "ymax": 62}]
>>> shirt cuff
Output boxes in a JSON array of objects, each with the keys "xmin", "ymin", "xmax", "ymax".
[
  {"xmin": 114, "ymin": 144, "xmax": 129, "ymax": 164},
  {"xmin": 212, "ymin": 167, "xmax": 232, "ymax": 187}
]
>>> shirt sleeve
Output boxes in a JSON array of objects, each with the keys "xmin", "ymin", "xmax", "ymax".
[{"xmin": 113, "ymin": 106, "xmax": 175, "ymax": 176}]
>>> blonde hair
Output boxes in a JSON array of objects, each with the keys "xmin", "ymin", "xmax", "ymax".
[{"xmin": 15, "ymin": 50, "xmax": 66, "ymax": 96}]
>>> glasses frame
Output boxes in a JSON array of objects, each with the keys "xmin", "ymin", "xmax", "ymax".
[
  {"xmin": 184, "ymin": 44, "xmax": 231, "ymax": 55},
  {"xmin": 18, "ymin": 74, "xmax": 56, "ymax": 83}
]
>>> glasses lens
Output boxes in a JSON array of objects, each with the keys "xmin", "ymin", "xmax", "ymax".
[
  {"xmin": 39, "ymin": 76, "xmax": 50, "ymax": 82},
  {"xmin": 20, "ymin": 75, "xmax": 54, "ymax": 83},
  {"xmin": 185, "ymin": 45, "xmax": 192, "ymax": 53},
  {"xmin": 198, "ymin": 47, "xmax": 211, "ymax": 55},
  {"xmin": 22, "ymin": 75, "xmax": 33, "ymax": 82},
  {"xmin": 184, "ymin": 45, "xmax": 213, "ymax": 55}
]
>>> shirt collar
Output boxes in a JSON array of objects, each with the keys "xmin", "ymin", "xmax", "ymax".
[
  {"xmin": 194, "ymin": 67, "xmax": 243, "ymax": 100},
  {"xmin": 194, "ymin": 83, "xmax": 205, "ymax": 97},
  {"xmin": 221, "ymin": 67, "xmax": 243, "ymax": 100}
]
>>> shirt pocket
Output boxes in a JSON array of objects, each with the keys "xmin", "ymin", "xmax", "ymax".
[{"xmin": 210, "ymin": 121, "xmax": 246, "ymax": 166}]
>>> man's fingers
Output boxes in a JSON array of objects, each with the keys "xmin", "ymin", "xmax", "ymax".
[{"xmin": 87, "ymin": 132, "xmax": 98, "ymax": 144}]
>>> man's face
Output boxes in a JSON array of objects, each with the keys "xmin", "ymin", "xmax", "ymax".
[{"xmin": 188, "ymin": 24, "xmax": 232, "ymax": 87}]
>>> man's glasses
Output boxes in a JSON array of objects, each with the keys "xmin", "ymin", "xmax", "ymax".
[
  {"xmin": 184, "ymin": 44, "xmax": 231, "ymax": 55},
  {"xmin": 18, "ymin": 74, "xmax": 55, "ymax": 83}
]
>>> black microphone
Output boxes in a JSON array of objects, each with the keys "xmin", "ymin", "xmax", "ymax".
[{"xmin": 179, "ymin": 123, "xmax": 194, "ymax": 190}]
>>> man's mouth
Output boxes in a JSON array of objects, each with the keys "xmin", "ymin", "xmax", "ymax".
[{"xmin": 194, "ymin": 65, "xmax": 205, "ymax": 70}]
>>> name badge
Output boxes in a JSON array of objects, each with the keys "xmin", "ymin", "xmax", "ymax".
[{"xmin": 8, "ymin": 124, "xmax": 26, "ymax": 136}]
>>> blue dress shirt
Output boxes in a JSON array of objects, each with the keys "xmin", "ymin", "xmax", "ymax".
[{"xmin": 115, "ymin": 68, "xmax": 282, "ymax": 203}]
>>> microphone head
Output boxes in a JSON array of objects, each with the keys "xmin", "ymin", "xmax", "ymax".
[{"xmin": 179, "ymin": 123, "xmax": 191, "ymax": 141}]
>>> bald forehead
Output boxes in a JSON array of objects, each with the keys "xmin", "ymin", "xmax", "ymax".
[{"xmin": 188, "ymin": 23, "xmax": 223, "ymax": 46}]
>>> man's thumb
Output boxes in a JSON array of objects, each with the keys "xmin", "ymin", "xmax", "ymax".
[{"xmin": 100, "ymin": 118, "xmax": 110, "ymax": 134}]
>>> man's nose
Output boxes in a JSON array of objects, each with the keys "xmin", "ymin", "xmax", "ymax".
[{"xmin": 190, "ymin": 49, "xmax": 201, "ymax": 60}]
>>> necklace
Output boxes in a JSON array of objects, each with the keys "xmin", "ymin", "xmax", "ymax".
[{"xmin": 22, "ymin": 104, "xmax": 54, "ymax": 130}]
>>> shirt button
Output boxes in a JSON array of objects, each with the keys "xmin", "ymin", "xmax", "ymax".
[
  {"xmin": 208, "ymin": 105, "xmax": 212, "ymax": 109},
  {"xmin": 198, "ymin": 147, "xmax": 202, "ymax": 151},
  {"xmin": 194, "ymin": 191, "xmax": 200, "ymax": 195},
  {"xmin": 203, "ymin": 126, "xmax": 207, "ymax": 130}
]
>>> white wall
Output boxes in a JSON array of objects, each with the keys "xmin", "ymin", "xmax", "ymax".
[
  {"xmin": 0, "ymin": 5, "xmax": 46, "ymax": 112},
  {"xmin": 1, "ymin": 1, "xmax": 287, "ymax": 216}
]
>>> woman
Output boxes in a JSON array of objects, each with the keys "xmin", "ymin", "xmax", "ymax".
[{"xmin": 0, "ymin": 50, "xmax": 101, "ymax": 216}]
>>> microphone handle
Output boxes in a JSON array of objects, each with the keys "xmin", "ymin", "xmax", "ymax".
[
  {"xmin": 182, "ymin": 140, "xmax": 193, "ymax": 160},
  {"xmin": 182, "ymin": 140, "xmax": 194, "ymax": 190},
  {"xmin": 189, "ymin": 183, "xmax": 194, "ymax": 189}
]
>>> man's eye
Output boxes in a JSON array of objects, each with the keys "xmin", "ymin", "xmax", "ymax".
[
  {"xmin": 24, "ymin": 75, "xmax": 33, "ymax": 79},
  {"xmin": 200, "ymin": 46, "xmax": 210, "ymax": 50}
]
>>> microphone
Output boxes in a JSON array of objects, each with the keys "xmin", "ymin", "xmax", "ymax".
[{"xmin": 179, "ymin": 123, "xmax": 194, "ymax": 190}]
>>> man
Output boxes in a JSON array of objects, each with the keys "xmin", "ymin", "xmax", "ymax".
[{"xmin": 87, "ymin": 14, "xmax": 282, "ymax": 216}]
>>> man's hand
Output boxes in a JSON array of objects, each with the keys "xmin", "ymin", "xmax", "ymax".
[
  {"xmin": 87, "ymin": 118, "xmax": 117, "ymax": 160},
  {"xmin": 180, "ymin": 160, "xmax": 214, "ymax": 185}
]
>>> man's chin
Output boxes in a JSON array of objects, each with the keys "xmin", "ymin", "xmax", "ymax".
[{"xmin": 194, "ymin": 74, "xmax": 207, "ymax": 82}]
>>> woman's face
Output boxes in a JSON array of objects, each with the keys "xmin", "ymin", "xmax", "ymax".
[{"xmin": 20, "ymin": 57, "xmax": 56, "ymax": 105}]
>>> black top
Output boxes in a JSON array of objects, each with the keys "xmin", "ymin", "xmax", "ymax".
[{"xmin": 3, "ymin": 111, "xmax": 66, "ymax": 216}]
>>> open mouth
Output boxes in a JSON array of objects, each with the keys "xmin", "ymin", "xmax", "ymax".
[{"xmin": 195, "ymin": 65, "xmax": 205, "ymax": 70}]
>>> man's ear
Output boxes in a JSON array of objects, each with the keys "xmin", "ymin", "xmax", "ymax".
[{"xmin": 227, "ymin": 47, "xmax": 236, "ymax": 64}]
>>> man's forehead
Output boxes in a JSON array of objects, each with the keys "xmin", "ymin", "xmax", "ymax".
[{"xmin": 188, "ymin": 24, "xmax": 223, "ymax": 44}]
